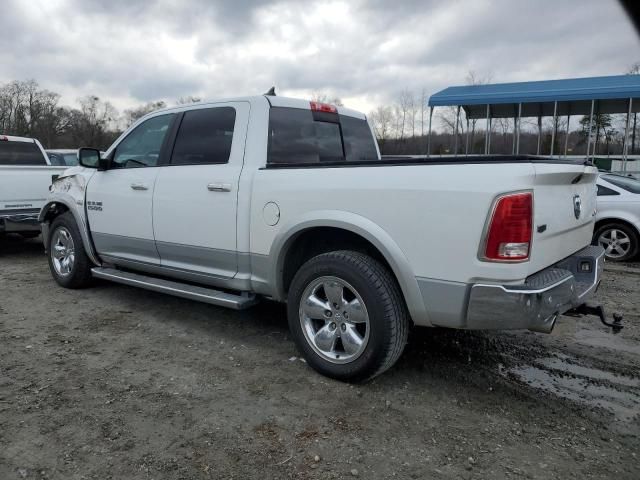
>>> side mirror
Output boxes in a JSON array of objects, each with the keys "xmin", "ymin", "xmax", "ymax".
[{"xmin": 78, "ymin": 148, "xmax": 102, "ymax": 169}]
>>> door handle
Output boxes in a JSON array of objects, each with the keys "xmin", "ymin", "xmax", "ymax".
[
  {"xmin": 207, "ymin": 183, "xmax": 232, "ymax": 192},
  {"xmin": 130, "ymin": 183, "xmax": 149, "ymax": 191}
]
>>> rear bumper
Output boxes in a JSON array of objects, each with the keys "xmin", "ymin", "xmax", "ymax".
[
  {"xmin": 0, "ymin": 209, "xmax": 41, "ymax": 233},
  {"xmin": 465, "ymin": 245, "xmax": 605, "ymax": 333}
]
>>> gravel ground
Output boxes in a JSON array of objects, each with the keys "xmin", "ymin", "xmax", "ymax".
[{"xmin": 1, "ymin": 234, "xmax": 638, "ymax": 480}]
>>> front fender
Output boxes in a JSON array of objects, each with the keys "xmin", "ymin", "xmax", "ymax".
[
  {"xmin": 268, "ymin": 210, "xmax": 430, "ymax": 326},
  {"xmin": 39, "ymin": 174, "xmax": 101, "ymax": 267}
]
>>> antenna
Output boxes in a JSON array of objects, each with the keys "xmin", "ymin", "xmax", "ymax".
[{"xmin": 264, "ymin": 86, "xmax": 276, "ymax": 96}]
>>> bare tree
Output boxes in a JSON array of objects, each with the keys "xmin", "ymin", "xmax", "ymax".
[
  {"xmin": 369, "ymin": 105, "xmax": 394, "ymax": 152},
  {"xmin": 419, "ymin": 88, "xmax": 427, "ymax": 138},
  {"xmin": 628, "ymin": 62, "xmax": 639, "ymax": 154},
  {"xmin": 176, "ymin": 96, "xmax": 201, "ymax": 105},
  {"xmin": 310, "ymin": 91, "xmax": 344, "ymax": 106},
  {"xmin": 123, "ymin": 101, "xmax": 167, "ymax": 127}
]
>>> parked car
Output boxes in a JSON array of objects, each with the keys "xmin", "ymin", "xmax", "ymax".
[
  {"xmin": 593, "ymin": 173, "xmax": 640, "ymax": 261},
  {"xmin": 46, "ymin": 149, "xmax": 79, "ymax": 166},
  {"xmin": 0, "ymin": 135, "xmax": 67, "ymax": 238},
  {"xmin": 39, "ymin": 95, "xmax": 603, "ymax": 381}
]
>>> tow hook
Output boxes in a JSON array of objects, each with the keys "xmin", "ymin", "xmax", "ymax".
[{"xmin": 566, "ymin": 303, "xmax": 624, "ymax": 333}]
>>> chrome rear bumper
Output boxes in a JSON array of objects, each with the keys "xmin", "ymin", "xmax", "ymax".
[{"xmin": 466, "ymin": 246, "xmax": 605, "ymax": 333}]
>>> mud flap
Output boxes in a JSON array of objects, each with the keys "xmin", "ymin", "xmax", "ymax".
[{"xmin": 566, "ymin": 303, "xmax": 624, "ymax": 333}]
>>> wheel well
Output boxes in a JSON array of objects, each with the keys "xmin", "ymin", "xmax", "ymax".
[
  {"xmin": 594, "ymin": 218, "xmax": 640, "ymax": 238},
  {"xmin": 281, "ymin": 227, "xmax": 397, "ymax": 296},
  {"xmin": 41, "ymin": 202, "xmax": 70, "ymax": 223}
]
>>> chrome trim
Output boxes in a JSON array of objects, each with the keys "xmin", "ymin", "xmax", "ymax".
[
  {"xmin": 91, "ymin": 267, "xmax": 258, "ymax": 310},
  {"xmin": 466, "ymin": 245, "xmax": 605, "ymax": 333}
]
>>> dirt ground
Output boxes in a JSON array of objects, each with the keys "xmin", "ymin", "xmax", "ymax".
[{"xmin": 0, "ymin": 234, "xmax": 638, "ymax": 480}]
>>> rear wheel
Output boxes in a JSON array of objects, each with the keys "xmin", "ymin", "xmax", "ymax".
[
  {"xmin": 287, "ymin": 250, "xmax": 409, "ymax": 382},
  {"xmin": 593, "ymin": 222, "xmax": 639, "ymax": 262},
  {"xmin": 48, "ymin": 212, "xmax": 93, "ymax": 288}
]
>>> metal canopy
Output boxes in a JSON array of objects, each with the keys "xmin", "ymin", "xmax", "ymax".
[{"xmin": 428, "ymin": 74, "xmax": 640, "ymax": 119}]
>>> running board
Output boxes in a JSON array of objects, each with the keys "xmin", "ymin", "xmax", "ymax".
[{"xmin": 91, "ymin": 267, "xmax": 258, "ymax": 310}]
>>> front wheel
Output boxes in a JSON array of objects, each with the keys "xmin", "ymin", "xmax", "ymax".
[
  {"xmin": 593, "ymin": 222, "xmax": 639, "ymax": 262},
  {"xmin": 48, "ymin": 212, "xmax": 93, "ymax": 288},
  {"xmin": 287, "ymin": 250, "xmax": 409, "ymax": 382}
]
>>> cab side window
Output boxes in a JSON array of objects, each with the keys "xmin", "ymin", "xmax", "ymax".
[
  {"xmin": 170, "ymin": 107, "xmax": 236, "ymax": 165},
  {"xmin": 112, "ymin": 114, "xmax": 174, "ymax": 168}
]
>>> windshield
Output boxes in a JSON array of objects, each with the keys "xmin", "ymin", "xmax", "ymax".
[{"xmin": 603, "ymin": 174, "xmax": 640, "ymax": 194}]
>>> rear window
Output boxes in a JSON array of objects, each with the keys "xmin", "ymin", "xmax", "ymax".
[
  {"xmin": 0, "ymin": 141, "xmax": 46, "ymax": 165},
  {"xmin": 267, "ymin": 107, "xmax": 378, "ymax": 165},
  {"xmin": 603, "ymin": 174, "xmax": 640, "ymax": 194}
]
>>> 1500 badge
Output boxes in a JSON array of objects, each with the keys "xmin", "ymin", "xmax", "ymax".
[{"xmin": 87, "ymin": 200, "xmax": 103, "ymax": 211}]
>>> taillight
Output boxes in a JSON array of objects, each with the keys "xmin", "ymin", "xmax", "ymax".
[
  {"xmin": 0, "ymin": 135, "xmax": 8, "ymax": 141},
  {"xmin": 482, "ymin": 192, "xmax": 533, "ymax": 262},
  {"xmin": 309, "ymin": 101, "xmax": 338, "ymax": 113}
]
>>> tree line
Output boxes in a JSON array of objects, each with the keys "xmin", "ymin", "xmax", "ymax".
[{"xmin": 0, "ymin": 79, "xmax": 201, "ymax": 150}]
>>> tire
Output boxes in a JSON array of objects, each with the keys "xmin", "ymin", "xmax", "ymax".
[
  {"xmin": 287, "ymin": 250, "xmax": 409, "ymax": 382},
  {"xmin": 593, "ymin": 222, "xmax": 639, "ymax": 262},
  {"xmin": 47, "ymin": 212, "xmax": 93, "ymax": 288}
]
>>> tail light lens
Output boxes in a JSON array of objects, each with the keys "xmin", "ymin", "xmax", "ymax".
[{"xmin": 482, "ymin": 192, "xmax": 532, "ymax": 261}]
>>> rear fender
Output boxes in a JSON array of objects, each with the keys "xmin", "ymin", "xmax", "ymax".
[{"xmin": 268, "ymin": 210, "xmax": 430, "ymax": 326}]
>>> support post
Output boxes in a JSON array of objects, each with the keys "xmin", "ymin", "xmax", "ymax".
[
  {"xmin": 487, "ymin": 117, "xmax": 492, "ymax": 154},
  {"xmin": 465, "ymin": 117, "xmax": 470, "ymax": 156},
  {"xmin": 515, "ymin": 103, "xmax": 522, "ymax": 155},
  {"xmin": 550, "ymin": 101, "xmax": 558, "ymax": 157},
  {"xmin": 622, "ymin": 98, "xmax": 633, "ymax": 173},
  {"xmin": 426, "ymin": 106, "xmax": 433, "ymax": 158},
  {"xmin": 484, "ymin": 104, "xmax": 490, "ymax": 155},
  {"xmin": 453, "ymin": 105, "xmax": 461, "ymax": 155},
  {"xmin": 563, "ymin": 112, "xmax": 571, "ymax": 158},
  {"xmin": 512, "ymin": 109, "xmax": 517, "ymax": 155},
  {"xmin": 536, "ymin": 115, "xmax": 542, "ymax": 155},
  {"xmin": 586, "ymin": 100, "xmax": 594, "ymax": 160}
]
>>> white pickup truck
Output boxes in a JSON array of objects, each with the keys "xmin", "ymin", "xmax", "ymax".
[
  {"xmin": 0, "ymin": 135, "xmax": 67, "ymax": 237},
  {"xmin": 39, "ymin": 95, "xmax": 607, "ymax": 381}
]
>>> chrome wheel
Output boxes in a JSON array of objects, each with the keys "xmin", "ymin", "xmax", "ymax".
[
  {"xmin": 598, "ymin": 228, "xmax": 631, "ymax": 260},
  {"xmin": 51, "ymin": 227, "xmax": 75, "ymax": 276},
  {"xmin": 299, "ymin": 276, "xmax": 370, "ymax": 364}
]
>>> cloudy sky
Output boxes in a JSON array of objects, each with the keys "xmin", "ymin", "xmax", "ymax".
[{"xmin": 1, "ymin": 0, "xmax": 638, "ymax": 113}]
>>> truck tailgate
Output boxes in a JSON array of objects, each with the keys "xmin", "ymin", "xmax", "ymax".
[{"xmin": 528, "ymin": 163, "xmax": 598, "ymax": 274}]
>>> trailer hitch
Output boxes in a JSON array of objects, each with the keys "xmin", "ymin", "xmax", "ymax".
[{"xmin": 566, "ymin": 303, "xmax": 624, "ymax": 333}]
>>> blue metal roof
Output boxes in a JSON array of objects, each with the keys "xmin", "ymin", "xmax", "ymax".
[{"xmin": 429, "ymin": 74, "xmax": 640, "ymax": 118}]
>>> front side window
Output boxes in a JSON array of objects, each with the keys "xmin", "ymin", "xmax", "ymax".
[
  {"xmin": 0, "ymin": 141, "xmax": 46, "ymax": 165},
  {"xmin": 112, "ymin": 114, "xmax": 174, "ymax": 168},
  {"xmin": 170, "ymin": 107, "xmax": 236, "ymax": 165}
]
